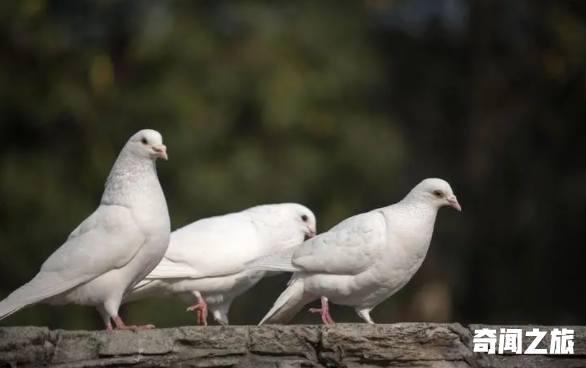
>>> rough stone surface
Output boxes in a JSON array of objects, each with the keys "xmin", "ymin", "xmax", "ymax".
[{"xmin": 0, "ymin": 324, "xmax": 583, "ymax": 368}]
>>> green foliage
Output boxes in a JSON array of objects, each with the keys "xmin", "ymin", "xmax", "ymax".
[{"xmin": 0, "ymin": 1, "xmax": 406, "ymax": 329}]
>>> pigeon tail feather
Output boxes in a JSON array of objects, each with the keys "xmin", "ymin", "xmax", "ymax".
[
  {"xmin": 0, "ymin": 272, "xmax": 89, "ymax": 321},
  {"xmin": 123, "ymin": 279, "xmax": 162, "ymax": 303},
  {"xmin": 259, "ymin": 277, "xmax": 313, "ymax": 325},
  {"xmin": 245, "ymin": 247, "xmax": 299, "ymax": 272},
  {"xmin": 246, "ymin": 259, "xmax": 298, "ymax": 272}
]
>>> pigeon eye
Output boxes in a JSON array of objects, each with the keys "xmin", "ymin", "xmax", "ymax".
[
  {"xmin": 141, "ymin": 138, "xmax": 148, "ymax": 145},
  {"xmin": 433, "ymin": 190, "xmax": 443, "ymax": 198},
  {"xmin": 301, "ymin": 214, "xmax": 308, "ymax": 222}
]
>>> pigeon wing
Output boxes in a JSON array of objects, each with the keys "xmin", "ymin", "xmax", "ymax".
[
  {"xmin": 144, "ymin": 213, "xmax": 261, "ymax": 280},
  {"xmin": 248, "ymin": 211, "xmax": 386, "ymax": 275},
  {"xmin": 0, "ymin": 204, "xmax": 144, "ymax": 319}
]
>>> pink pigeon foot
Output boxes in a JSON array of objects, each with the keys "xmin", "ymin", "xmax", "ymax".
[
  {"xmin": 186, "ymin": 294, "xmax": 209, "ymax": 326},
  {"xmin": 111, "ymin": 316, "xmax": 155, "ymax": 331},
  {"xmin": 309, "ymin": 297, "xmax": 335, "ymax": 324}
]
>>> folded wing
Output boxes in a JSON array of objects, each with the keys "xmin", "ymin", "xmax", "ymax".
[
  {"xmin": 0, "ymin": 205, "xmax": 144, "ymax": 320},
  {"xmin": 144, "ymin": 213, "xmax": 262, "ymax": 280},
  {"xmin": 247, "ymin": 211, "xmax": 386, "ymax": 275}
]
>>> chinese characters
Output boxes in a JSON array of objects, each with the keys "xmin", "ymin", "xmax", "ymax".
[{"xmin": 473, "ymin": 328, "xmax": 574, "ymax": 355}]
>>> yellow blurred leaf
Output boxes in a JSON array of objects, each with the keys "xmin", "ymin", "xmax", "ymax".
[
  {"xmin": 22, "ymin": 0, "xmax": 44, "ymax": 17},
  {"xmin": 89, "ymin": 55, "xmax": 114, "ymax": 95}
]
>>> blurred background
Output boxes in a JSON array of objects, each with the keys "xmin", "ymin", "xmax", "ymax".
[{"xmin": 1, "ymin": 0, "xmax": 585, "ymax": 330}]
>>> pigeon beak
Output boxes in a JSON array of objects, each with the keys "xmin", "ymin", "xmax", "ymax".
[
  {"xmin": 305, "ymin": 228, "xmax": 316, "ymax": 240},
  {"xmin": 447, "ymin": 197, "xmax": 461, "ymax": 211},
  {"xmin": 153, "ymin": 145, "xmax": 168, "ymax": 161}
]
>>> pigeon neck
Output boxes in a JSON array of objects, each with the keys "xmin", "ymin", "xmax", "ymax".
[
  {"xmin": 101, "ymin": 150, "xmax": 159, "ymax": 207},
  {"xmin": 392, "ymin": 196, "xmax": 439, "ymax": 228},
  {"xmin": 386, "ymin": 199, "xmax": 439, "ymax": 261},
  {"xmin": 270, "ymin": 225, "xmax": 303, "ymax": 250}
]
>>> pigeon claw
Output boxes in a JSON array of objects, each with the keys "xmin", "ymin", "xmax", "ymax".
[
  {"xmin": 110, "ymin": 316, "xmax": 155, "ymax": 331},
  {"xmin": 114, "ymin": 324, "xmax": 155, "ymax": 331},
  {"xmin": 309, "ymin": 308, "xmax": 335, "ymax": 325},
  {"xmin": 309, "ymin": 297, "xmax": 335, "ymax": 325},
  {"xmin": 186, "ymin": 302, "xmax": 209, "ymax": 326}
]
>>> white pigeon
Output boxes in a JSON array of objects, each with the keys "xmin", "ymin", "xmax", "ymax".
[
  {"xmin": 246, "ymin": 178, "xmax": 461, "ymax": 325},
  {"xmin": 0, "ymin": 129, "xmax": 171, "ymax": 330},
  {"xmin": 123, "ymin": 203, "xmax": 317, "ymax": 325}
]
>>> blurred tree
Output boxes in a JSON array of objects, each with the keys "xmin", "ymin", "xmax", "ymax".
[
  {"xmin": 372, "ymin": 0, "xmax": 586, "ymax": 325},
  {"xmin": 0, "ymin": 0, "xmax": 585, "ymax": 329}
]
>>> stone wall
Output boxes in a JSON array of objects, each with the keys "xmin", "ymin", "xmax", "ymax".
[{"xmin": 0, "ymin": 323, "xmax": 583, "ymax": 367}]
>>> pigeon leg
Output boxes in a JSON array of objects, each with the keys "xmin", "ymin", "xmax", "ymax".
[
  {"xmin": 112, "ymin": 316, "xmax": 155, "ymax": 331},
  {"xmin": 309, "ymin": 297, "xmax": 335, "ymax": 324},
  {"xmin": 186, "ymin": 291, "xmax": 208, "ymax": 326}
]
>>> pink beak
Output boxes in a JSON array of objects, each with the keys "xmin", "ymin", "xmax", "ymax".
[
  {"xmin": 153, "ymin": 145, "xmax": 168, "ymax": 160},
  {"xmin": 448, "ymin": 199, "xmax": 461, "ymax": 211}
]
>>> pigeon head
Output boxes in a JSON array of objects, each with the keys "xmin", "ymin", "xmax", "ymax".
[
  {"xmin": 408, "ymin": 178, "xmax": 461, "ymax": 211},
  {"xmin": 126, "ymin": 129, "xmax": 168, "ymax": 161},
  {"xmin": 243, "ymin": 203, "xmax": 317, "ymax": 252},
  {"xmin": 102, "ymin": 129, "xmax": 169, "ymax": 206},
  {"xmin": 287, "ymin": 203, "xmax": 317, "ymax": 240},
  {"xmin": 254, "ymin": 203, "xmax": 316, "ymax": 240}
]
